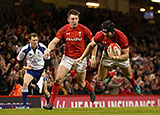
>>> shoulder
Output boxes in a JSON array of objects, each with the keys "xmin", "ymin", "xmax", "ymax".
[
  {"xmin": 60, "ymin": 24, "xmax": 69, "ymax": 31},
  {"xmin": 21, "ymin": 44, "xmax": 30, "ymax": 51},
  {"xmin": 95, "ymin": 31, "xmax": 103, "ymax": 38},
  {"xmin": 78, "ymin": 24, "xmax": 90, "ymax": 30},
  {"xmin": 94, "ymin": 31, "xmax": 103, "ymax": 43},
  {"xmin": 78, "ymin": 24, "xmax": 92, "ymax": 36},
  {"xmin": 38, "ymin": 43, "xmax": 46, "ymax": 48},
  {"xmin": 115, "ymin": 29, "xmax": 127, "ymax": 38},
  {"xmin": 114, "ymin": 29, "xmax": 129, "ymax": 48},
  {"xmin": 57, "ymin": 24, "xmax": 69, "ymax": 34}
]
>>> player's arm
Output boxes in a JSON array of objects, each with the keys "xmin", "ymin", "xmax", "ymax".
[
  {"xmin": 46, "ymin": 37, "xmax": 60, "ymax": 52},
  {"xmin": 119, "ymin": 48, "xmax": 129, "ymax": 61},
  {"xmin": 90, "ymin": 38, "xmax": 98, "ymax": 67},
  {"xmin": 16, "ymin": 46, "xmax": 27, "ymax": 68},
  {"xmin": 117, "ymin": 34, "xmax": 129, "ymax": 61},
  {"xmin": 80, "ymin": 40, "xmax": 97, "ymax": 61},
  {"xmin": 91, "ymin": 37, "xmax": 97, "ymax": 58},
  {"xmin": 44, "ymin": 37, "xmax": 60, "ymax": 58},
  {"xmin": 84, "ymin": 27, "xmax": 97, "ymax": 60},
  {"xmin": 17, "ymin": 47, "xmax": 26, "ymax": 62}
]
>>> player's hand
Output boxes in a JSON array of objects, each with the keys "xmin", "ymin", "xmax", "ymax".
[
  {"xmin": 41, "ymin": 70, "xmax": 46, "ymax": 78},
  {"xmin": 23, "ymin": 65, "xmax": 32, "ymax": 70},
  {"xmin": 43, "ymin": 49, "xmax": 50, "ymax": 59},
  {"xmin": 73, "ymin": 57, "xmax": 83, "ymax": 64},
  {"xmin": 107, "ymin": 48, "xmax": 114, "ymax": 59}
]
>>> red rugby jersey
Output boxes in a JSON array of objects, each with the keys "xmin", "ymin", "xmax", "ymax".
[
  {"xmin": 56, "ymin": 24, "xmax": 93, "ymax": 59},
  {"xmin": 94, "ymin": 29, "xmax": 129, "ymax": 49}
]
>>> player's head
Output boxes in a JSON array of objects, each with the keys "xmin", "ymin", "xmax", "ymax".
[
  {"xmin": 67, "ymin": 9, "xmax": 80, "ymax": 28},
  {"xmin": 28, "ymin": 33, "xmax": 39, "ymax": 49},
  {"xmin": 101, "ymin": 20, "xmax": 115, "ymax": 39}
]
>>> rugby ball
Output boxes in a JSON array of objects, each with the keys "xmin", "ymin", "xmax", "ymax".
[{"xmin": 108, "ymin": 43, "xmax": 121, "ymax": 56}]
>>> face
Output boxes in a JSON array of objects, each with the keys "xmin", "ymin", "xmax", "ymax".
[
  {"xmin": 68, "ymin": 14, "xmax": 79, "ymax": 28},
  {"xmin": 29, "ymin": 36, "xmax": 38, "ymax": 49},
  {"xmin": 103, "ymin": 32, "xmax": 113, "ymax": 39}
]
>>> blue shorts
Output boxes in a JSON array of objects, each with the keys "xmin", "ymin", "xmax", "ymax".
[{"xmin": 26, "ymin": 69, "xmax": 47, "ymax": 81}]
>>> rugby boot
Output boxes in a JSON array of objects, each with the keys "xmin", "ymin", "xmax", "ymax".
[{"xmin": 43, "ymin": 103, "xmax": 53, "ymax": 110}]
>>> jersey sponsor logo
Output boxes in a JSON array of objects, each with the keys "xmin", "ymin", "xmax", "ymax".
[
  {"xmin": 66, "ymin": 32, "xmax": 70, "ymax": 35},
  {"xmin": 66, "ymin": 37, "xmax": 82, "ymax": 41}
]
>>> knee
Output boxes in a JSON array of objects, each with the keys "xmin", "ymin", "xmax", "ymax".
[
  {"xmin": 78, "ymin": 81, "xmax": 86, "ymax": 88},
  {"xmin": 43, "ymin": 88, "xmax": 49, "ymax": 95},
  {"xmin": 23, "ymin": 81, "xmax": 28, "ymax": 89},
  {"xmin": 55, "ymin": 77, "xmax": 63, "ymax": 84}
]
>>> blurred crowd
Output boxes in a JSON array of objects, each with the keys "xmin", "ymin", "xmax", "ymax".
[{"xmin": 0, "ymin": 6, "xmax": 159, "ymax": 96}]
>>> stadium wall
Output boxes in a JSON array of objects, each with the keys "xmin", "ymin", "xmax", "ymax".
[{"xmin": 0, "ymin": 95, "xmax": 160, "ymax": 109}]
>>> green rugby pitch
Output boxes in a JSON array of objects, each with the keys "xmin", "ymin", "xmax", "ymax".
[{"xmin": 0, "ymin": 107, "xmax": 160, "ymax": 115}]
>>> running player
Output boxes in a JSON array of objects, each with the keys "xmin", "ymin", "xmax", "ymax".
[
  {"xmin": 74, "ymin": 20, "xmax": 141, "ymax": 95},
  {"xmin": 17, "ymin": 33, "xmax": 50, "ymax": 108},
  {"xmin": 43, "ymin": 9, "xmax": 96, "ymax": 110}
]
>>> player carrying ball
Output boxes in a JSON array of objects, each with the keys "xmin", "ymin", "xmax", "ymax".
[{"xmin": 75, "ymin": 20, "xmax": 141, "ymax": 95}]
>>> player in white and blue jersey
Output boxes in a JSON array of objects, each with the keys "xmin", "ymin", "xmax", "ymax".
[{"xmin": 17, "ymin": 33, "xmax": 50, "ymax": 108}]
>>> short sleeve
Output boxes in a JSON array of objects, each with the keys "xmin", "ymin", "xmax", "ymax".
[
  {"xmin": 84, "ymin": 27, "xmax": 93, "ymax": 41},
  {"xmin": 94, "ymin": 31, "xmax": 102, "ymax": 43},
  {"xmin": 56, "ymin": 26, "xmax": 66, "ymax": 40}
]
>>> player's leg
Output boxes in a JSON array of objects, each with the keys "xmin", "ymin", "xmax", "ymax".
[
  {"xmin": 76, "ymin": 58, "xmax": 95, "ymax": 102},
  {"xmin": 22, "ymin": 73, "xmax": 33, "ymax": 108},
  {"xmin": 43, "ymin": 55, "xmax": 73, "ymax": 110},
  {"xmin": 43, "ymin": 79, "xmax": 50, "ymax": 104},
  {"xmin": 76, "ymin": 71, "xmax": 96, "ymax": 102},
  {"xmin": 76, "ymin": 72, "xmax": 86, "ymax": 88},
  {"xmin": 121, "ymin": 65, "xmax": 141, "ymax": 95},
  {"xmin": 43, "ymin": 64, "xmax": 70, "ymax": 110},
  {"xmin": 97, "ymin": 63, "xmax": 112, "ymax": 80},
  {"xmin": 51, "ymin": 65, "xmax": 69, "ymax": 102},
  {"xmin": 77, "ymin": 71, "xmax": 94, "ymax": 93},
  {"xmin": 98, "ymin": 53, "xmax": 115, "ymax": 82}
]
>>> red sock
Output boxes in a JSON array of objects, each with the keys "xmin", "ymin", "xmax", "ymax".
[
  {"xmin": 131, "ymin": 74, "xmax": 137, "ymax": 86},
  {"xmin": 50, "ymin": 83, "xmax": 60, "ymax": 105},
  {"xmin": 128, "ymin": 74, "xmax": 137, "ymax": 87},
  {"xmin": 85, "ymin": 80, "xmax": 94, "ymax": 92},
  {"xmin": 106, "ymin": 71, "xmax": 115, "ymax": 78}
]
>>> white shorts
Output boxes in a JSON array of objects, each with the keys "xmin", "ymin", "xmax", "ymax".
[
  {"xmin": 59, "ymin": 55, "xmax": 87, "ymax": 73},
  {"xmin": 101, "ymin": 51, "xmax": 130, "ymax": 68}
]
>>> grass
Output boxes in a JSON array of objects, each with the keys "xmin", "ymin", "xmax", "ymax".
[{"xmin": 0, "ymin": 107, "xmax": 160, "ymax": 115}]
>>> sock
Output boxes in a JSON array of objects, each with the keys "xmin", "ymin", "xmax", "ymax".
[
  {"xmin": 85, "ymin": 80, "xmax": 94, "ymax": 92},
  {"xmin": 45, "ymin": 94, "xmax": 50, "ymax": 104},
  {"xmin": 105, "ymin": 77, "xmax": 112, "ymax": 84},
  {"xmin": 128, "ymin": 74, "xmax": 137, "ymax": 87},
  {"xmin": 50, "ymin": 83, "xmax": 60, "ymax": 105},
  {"xmin": 22, "ymin": 89, "xmax": 28, "ymax": 106},
  {"xmin": 106, "ymin": 71, "xmax": 115, "ymax": 78}
]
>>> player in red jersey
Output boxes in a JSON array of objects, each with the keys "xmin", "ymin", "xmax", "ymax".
[
  {"xmin": 75, "ymin": 20, "xmax": 141, "ymax": 95},
  {"xmin": 43, "ymin": 9, "xmax": 96, "ymax": 110}
]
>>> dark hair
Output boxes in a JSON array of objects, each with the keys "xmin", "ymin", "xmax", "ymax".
[
  {"xmin": 101, "ymin": 20, "xmax": 115, "ymax": 34},
  {"xmin": 28, "ymin": 33, "xmax": 38, "ymax": 39},
  {"xmin": 67, "ymin": 9, "xmax": 80, "ymax": 18}
]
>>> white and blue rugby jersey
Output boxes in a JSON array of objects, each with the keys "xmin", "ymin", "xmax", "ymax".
[{"xmin": 17, "ymin": 43, "xmax": 46, "ymax": 70}]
